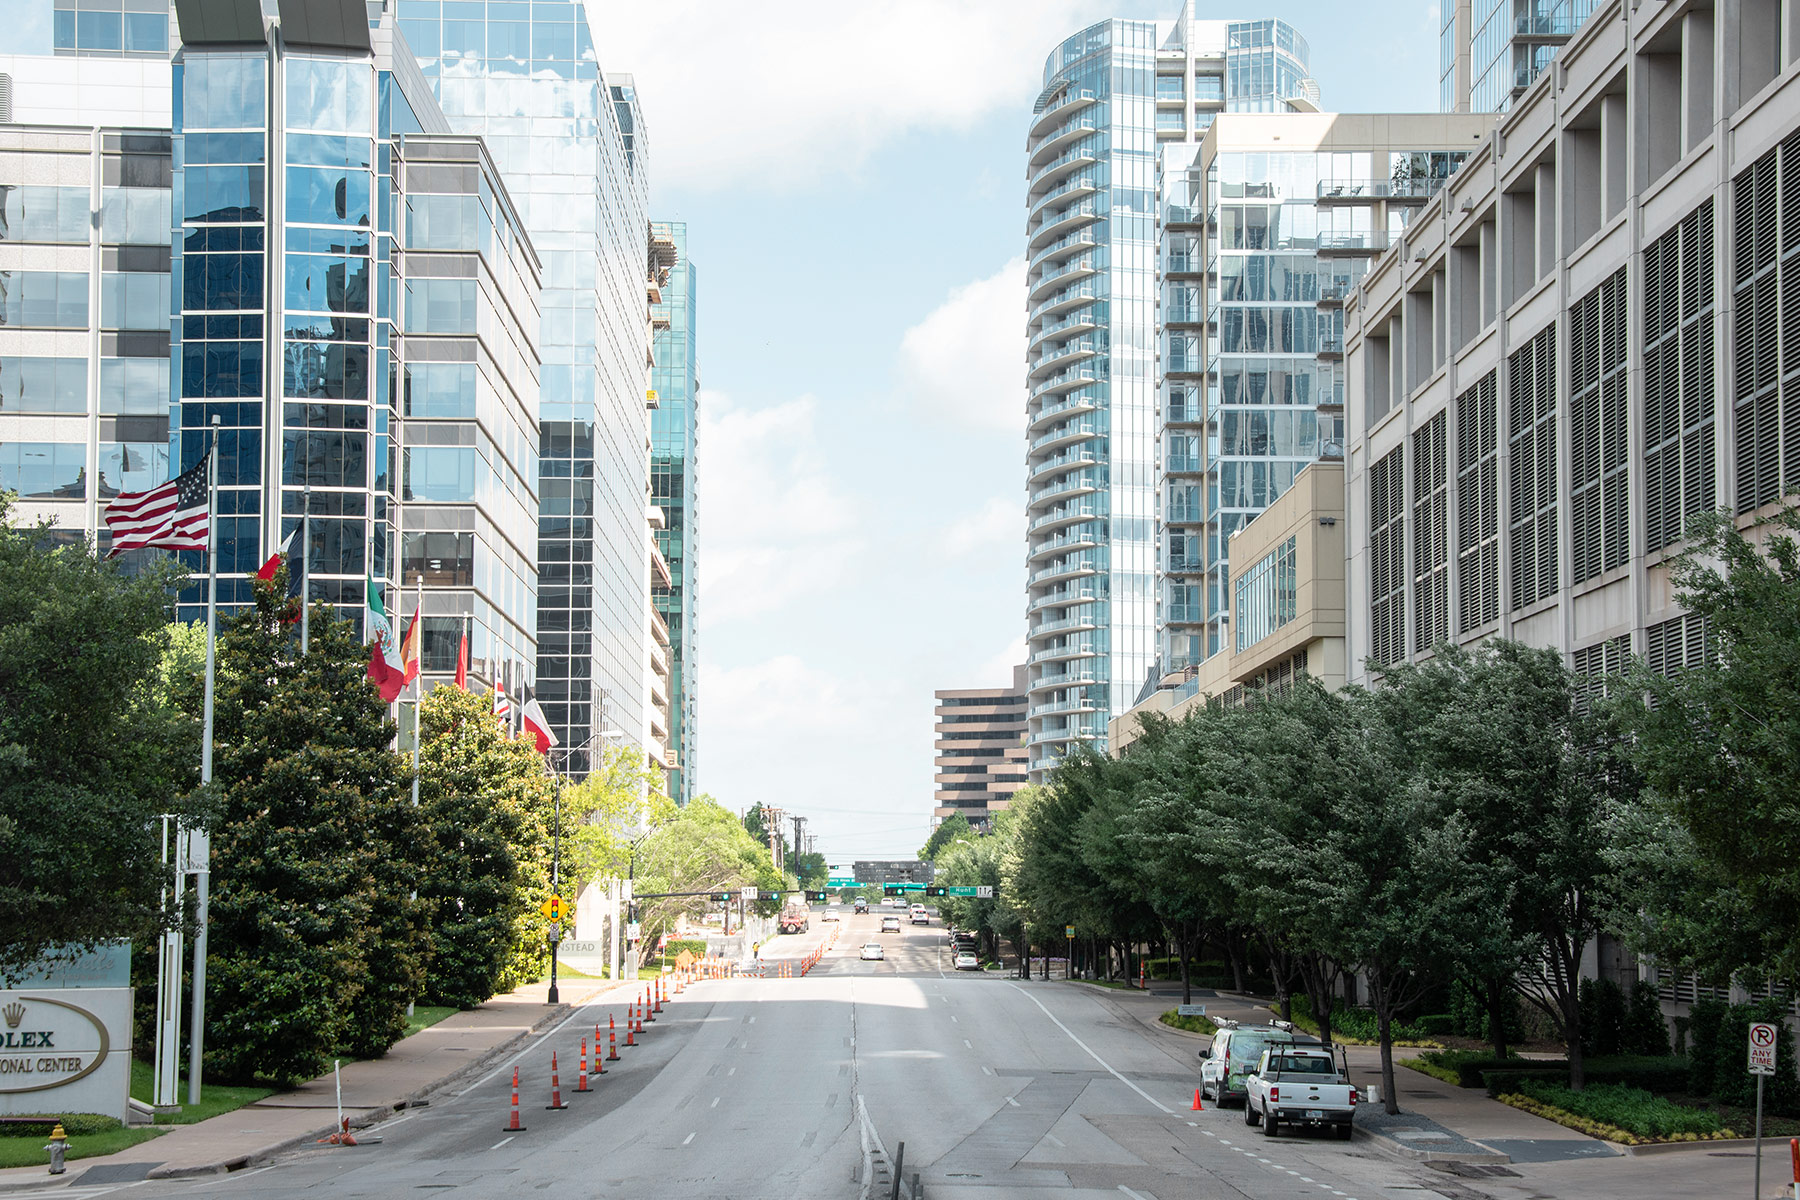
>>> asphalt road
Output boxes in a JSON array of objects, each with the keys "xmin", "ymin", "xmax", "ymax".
[{"xmin": 59, "ymin": 910, "xmax": 1518, "ymax": 1199}]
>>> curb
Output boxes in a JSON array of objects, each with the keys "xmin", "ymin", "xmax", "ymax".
[
  {"xmin": 1614, "ymin": 1136, "xmax": 1767, "ymax": 1157},
  {"xmin": 1357, "ymin": 1128, "xmax": 1513, "ymax": 1164}
]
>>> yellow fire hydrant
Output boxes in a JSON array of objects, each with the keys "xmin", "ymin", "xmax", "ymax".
[{"xmin": 45, "ymin": 1122, "xmax": 68, "ymax": 1174}]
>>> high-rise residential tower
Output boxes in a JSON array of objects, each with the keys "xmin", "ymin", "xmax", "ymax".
[
  {"xmin": 1023, "ymin": 10, "xmax": 1321, "ymax": 780},
  {"xmin": 650, "ymin": 220, "xmax": 698, "ymax": 804},
  {"xmin": 1439, "ymin": 0, "xmax": 1600, "ymax": 114},
  {"xmin": 397, "ymin": 0, "xmax": 654, "ymax": 776}
]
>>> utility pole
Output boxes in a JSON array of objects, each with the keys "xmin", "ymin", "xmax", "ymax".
[{"xmin": 792, "ymin": 814, "xmax": 805, "ymax": 883}]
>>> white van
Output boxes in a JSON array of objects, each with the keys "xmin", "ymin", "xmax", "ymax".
[{"xmin": 909, "ymin": 904, "xmax": 929, "ymax": 925}]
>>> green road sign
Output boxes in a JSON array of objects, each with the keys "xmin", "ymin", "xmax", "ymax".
[
  {"xmin": 944, "ymin": 885, "xmax": 994, "ymax": 898},
  {"xmin": 883, "ymin": 883, "xmax": 926, "ymax": 894},
  {"xmin": 827, "ymin": 877, "xmax": 858, "ymax": 888}
]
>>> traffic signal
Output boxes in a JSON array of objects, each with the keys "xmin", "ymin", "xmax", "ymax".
[
  {"xmin": 925, "ymin": 886, "xmax": 947, "ymax": 897},
  {"xmin": 711, "ymin": 892, "xmax": 731, "ymax": 903},
  {"xmin": 883, "ymin": 885, "xmax": 902, "ymax": 896},
  {"xmin": 805, "ymin": 890, "xmax": 827, "ymax": 903},
  {"xmin": 757, "ymin": 890, "xmax": 780, "ymax": 902}
]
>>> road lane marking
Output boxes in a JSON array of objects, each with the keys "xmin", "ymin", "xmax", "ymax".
[
  {"xmin": 491, "ymin": 1136, "xmax": 514, "ymax": 1150},
  {"xmin": 982, "ymin": 1066, "xmax": 994, "ymax": 1075},
  {"xmin": 728, "ymin": 1067, "xmax": 736, "ymax": 1075},
  {"xmin": 683, "ymin": 1132, "xmax": 696, "ymax": 1145},
  {"xmin": 1005, "ymin": 1096, "xmax": 1020, "ymax": 1107},
  {"xmin": 1118, "ymin": 1188, "xmax": 1152, "ymax": 1200},
  {"xmin": 711, "ymin": 1096, "xmax": 720, "ymax": 1108},
  {"xmin": 1186, "ymin": 1121, "xmax": 1196, "ymax": 1127},
  {"xmin": 963, "ymin": 1039, "xmax": 973, "ymax": 1049},
  {"xmin": 1005, "ymin": 983, "xmax": 1175, "ymax": 1114},
  {"xmin": 1045, "ymin": 1133, "xmax": 1065, "ymax": 1147},
  {"xmin": 950, "ymin": 1015, "xmax": 959, "ymax": 1022}
]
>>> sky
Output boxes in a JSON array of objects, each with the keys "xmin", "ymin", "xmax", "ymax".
[
  {"xmin": 603, "ymin": 1, "xmax": 1443, "ymax": 863},
  {"xmin": 11, "ymin": 0, "xmax": 1442, "ymax": 863}
]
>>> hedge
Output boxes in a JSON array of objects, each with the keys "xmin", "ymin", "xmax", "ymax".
[
  {"xmin": 1484, "ymin": 1055, "xmax": 1691, "ymax": 1097},
  {"xmin": 0, "ymin": 1114, "xmax": 123, "ymax": 1138},
  {"xmin": 1505, "ymin": 1080, "xmax": 1735, "ymax": 1143}
]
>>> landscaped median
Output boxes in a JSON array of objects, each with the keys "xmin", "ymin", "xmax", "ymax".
[
  {"xmin": 1159, "ymin": 1009, "xmax": 1218, "ymax": 1036},
  {"xmin": 1497, "ymin": 1081, "xmax": 1739, "ymax": 1146}
]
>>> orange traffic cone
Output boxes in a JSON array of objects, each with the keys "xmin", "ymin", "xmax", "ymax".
[
  {"xmin": 505, "ymin": 1066, "xmax": 526, "ymax": 1131},
  {"xmin": 625, "ymin": 1008, "xmax": 637, "ymax": 1047},
  {"xmin": 546, "ymin": 1051, "xmax": 567, "ymax": 1110},
  {"xmin": 1192, "ymin": 1088, "xmax": 1205, "ymax": 1111},
  {"xmin": 576, "ymin": 1036, "xmax": 590, "ymax": 1092},
  {"xmin": 595, "ymin": 1023, "xmax": 606, "ymax": 1074},
  {"xmin": 608, "ymin": 1015, "xmax": 620, "ymax": 1060}
]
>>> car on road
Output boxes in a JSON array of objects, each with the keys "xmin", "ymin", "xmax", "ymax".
[
  {"xmin": 1244, "ymin": 1045, "xmax": 1357, "ymax": 1139},
  {"xmin": 821, "ymin": 910, "xmax": 840, "ymax": 922},
  {"xmin": 1199, "ymin": 1020, "xmax": 1320, "ymax": 1106},
  {"xmin": 880, "ymin": 915, "xmax": 902, "ymax": 933},
  {"xmin": 853, "ymin": 898, "xmax": 869, "ymax": 914},
  {"xmin": 954, "ymin": 951, "xmax": 979, "ymax": 970},
  {"xmin": 860, "ymin": 943, "xmax": 885, "ymax": 961},
  {"xmin": 910, "ymin": 904, "xmax": 930, "ymax": 925}
]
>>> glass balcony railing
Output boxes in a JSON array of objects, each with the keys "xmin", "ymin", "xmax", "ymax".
[
  {"xmin": 1028, "ymin": 500, "xmax": 1102, "ymax": 534},
  {"xmin": 1029, "ymin": 281, "xmax": 1099, "ymax": 325},
  {"xmin": 1514, "ymin": 13, "xmax": 1578, "ymax": 37},
  {"xmin": 1030, "ymin": 585, "xmax": 1100, "ymax": 612},
  {"xmin": 1028, "ymin": 175, "xmax": 1099, "ymax": 227},
  {"xmin": 1028, "ymin": 142, "xmax": 1103, "ymax": 194},
  {"xmin": 1165, "ymin": 204, "xmax": 1206, "ymax": 226},
  {"xmin": 1165, "ymin": 605, "xmax": 1205, "ymax": 623},
  {"xmin": 1030, "ymin": 417, "xmax": 1101, "ymax": 452},
  {"xmin": 1165, "ymin": 253, "xmax": 1202, "ymax": 273},
  {"xmin": 1318, "ymin": 335, "xmax": 1344, "ymax": 356},
  {"xmin": 1165, "ymin": 454, "xmax": 1204, "ymax": 474},
  {"xmin": 1316, "ymin": 178, "xmax": 1445, "ymax": 202},
  {"xmin": 1030, "ymin": 362, "xmax": 1104, "ymax": 401},
  {"xmin": 1317, "ymin": 231, "xmax": 1391, "ymax": 252},
  {"xmin": 1029, "ymin": 221, "xmax": 1101, "ymax": 269},
  {"xmin": 1164, "ymin": 304, "xmax": 1205, "ymax": 323},
  {"xmin": 1030, "ymin": 447, "xmax": 1100, "ymax": 482},
  {"xmin": 1030, "ymin": 390, "xmax": 1103, "ymax": 430},
  {"xmin": 1029, "ymin": 308, "xmax": 1099, "ymax": 352}
]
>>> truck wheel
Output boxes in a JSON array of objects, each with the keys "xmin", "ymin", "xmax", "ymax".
[
  {"xmin": 1262, "ymin": 1112, "xmax": 1279, "ymax": 1138},
  {"xmin": 1336, "ymin": 1124, "xmax": 1353, "ymax": 1140},
  {"xmin": 1243, "ymin": 1101, "xmax": 1260, "ymax": 1126}
]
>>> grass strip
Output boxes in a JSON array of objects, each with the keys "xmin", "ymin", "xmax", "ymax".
[
  {"xmin": 1160, "ymin": 1009, "xmax": 1219, "ymax": 1036},
  {"xmin": 403, "ymin": 1005, "xmax": 458, "ymax": 1039},
  {"xmin": 0, "ymin": 1126, "xmax": 163, "ymax": 1169},
  {"xmin": 128, "ymin": 1060, "xmax": 274, "ymax": 1126}
]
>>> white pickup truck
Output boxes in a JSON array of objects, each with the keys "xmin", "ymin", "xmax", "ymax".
[{"xmin": 1243, "ymin": 1045, "xmax": 1357, "ymax": 1139}]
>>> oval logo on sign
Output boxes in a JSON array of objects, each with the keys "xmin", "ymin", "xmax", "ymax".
[{"xmin": 0, "ymin": 996, "xmax": 111, "ymax": 1094}]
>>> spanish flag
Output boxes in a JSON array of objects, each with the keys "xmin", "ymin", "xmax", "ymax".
[{"xmin": 399, "ymin": 606, "xmax": 422, "ymax": 687}]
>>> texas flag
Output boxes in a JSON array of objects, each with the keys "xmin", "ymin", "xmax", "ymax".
[
  {"xmin": 520, "ymin": 698, "xmax": 558, "ymax": 755},
  {"xmin": 254, "ymin": 527, "xmax": 298, "ymax": 582}
]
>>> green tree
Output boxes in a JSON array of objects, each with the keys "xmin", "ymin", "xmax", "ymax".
[
  {"xmin": 920, "ymin": 812, "xmax": 972, "ymax": 861},
  {"xmin": 415, "ymin": 683, "xmax": 555, "ymax": 1008},
  {"xmin": 634, "ymin": 796, "xmax": 782, "ymax": 938},
  {"xmin": 0, "ymin": 501, "xmax": 191, "ymax": 980},
  {"xmin": 1609, "ymin": 508, "xmax": 1800, "ymax": 985},
  {"xmin": 563, "ymin": 743, "xmax": 671, "ymax": 888},
  {"xmin": 204, "ymin": 578, "xmax": 424, "ymax": 1085}
]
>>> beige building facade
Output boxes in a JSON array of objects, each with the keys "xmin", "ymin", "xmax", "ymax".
[{"xmin": 933, "ymin": 665, "xmax": 1030, "ymax": 831}]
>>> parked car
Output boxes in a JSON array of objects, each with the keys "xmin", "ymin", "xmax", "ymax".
[
  {"xmin": 954, "ymin": 951, "xmax": 979, "ymax": 971},
  {"xmin": 880, "ymin": 915, "xmax": 901, "ymax": 933},
  {"xmin": 1244, "ymin": 1045, "xmax": 1357, "ymax": 1139},
  {"xmin": 1199, "ymin": 1020, "xmax": 1320, "ymax": 1105},
  {"xmin": 860, "ymin": 943, "xmax": 885, "ymax": 961}
]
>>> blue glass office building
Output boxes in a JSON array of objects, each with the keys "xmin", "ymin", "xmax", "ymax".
[
  {"xmin": 650, "ymin": 221, "xmax": 697, "ymax": 804},
  {"xmin": 1023, "ymin": 10, "xmax": 1321, "ymax": 778},
  {"xmin": 1440, "ymin": 0, "xmax": 1599, "ymax": 113},
  {"xmin": 396, "ymin": 0, "xmax": 653, "ymax": 776}
]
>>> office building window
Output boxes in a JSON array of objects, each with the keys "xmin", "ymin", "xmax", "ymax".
[
  {"xmin": 1508, "ymin": 325, "xmax": 1557, "ymax": 610},
  {"xmin": 1456, "ymin": 371, "xmax": 1499, "ymax": 630},
  {"xmin": 1412, "ymin": 410, "xmax": 1448, "ymax": 652},
  {"xmin": 1569, "ymin": 266, "xmax": 1629, "ymax": 581},
  {"xmin": 1234, "ymin": 535, "xmax": 1297, "ymax": 653},
  {"xmin": 1732, "ymin": 137, "xmax": 1799, "ymax": 514},
  {"xmin": 1369, "ymin": 446, "xmax": 1405, "ymax": 668}
]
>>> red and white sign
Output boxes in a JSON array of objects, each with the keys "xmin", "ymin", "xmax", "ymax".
[{"xmin": 1748, "ymin": 1021, "xmax": 1780, "ymax": 1076}]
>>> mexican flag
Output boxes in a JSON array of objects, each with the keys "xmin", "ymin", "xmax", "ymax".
[{"xmin": 366, "ymin": 574, "xmax": 407, "ymax": 702}]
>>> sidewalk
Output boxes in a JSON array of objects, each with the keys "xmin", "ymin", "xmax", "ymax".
[{"xmin": 0, "ymin": 974, "xmax": 636, "ymax": 1191}]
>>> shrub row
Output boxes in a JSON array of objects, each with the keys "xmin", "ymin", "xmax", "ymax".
[
  {"xmin": 1482, "ymin": 1055, "xmax": 1692, "ymax": 1098},
  {"xmin": 1505, "ymin": 1081, "xmax": 1735, "ymax": 1143},
  {"xmin": 1288, "ymin": 994, "xmax": 1441, "ymax": 1045},
  {"xmin": 0, "ymin": 1114, "xmax": 122, "ymax": 1138},
  {"xmin": 1159, "ymin": 1009, "xmax": 1219, "ymax": 1036}
]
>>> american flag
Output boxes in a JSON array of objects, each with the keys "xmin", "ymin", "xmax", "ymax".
[{"xmin": 103, "ymin": 454, "xmax": 211, "ymax": 559}]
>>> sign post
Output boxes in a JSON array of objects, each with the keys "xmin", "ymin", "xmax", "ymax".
[
  {"xmin": 1066, "ymin": 925, "xmax": 1074, "ymax": 980},
  {"xmin": 1750, "ymin": 1021, "xmax": 1779, "ymax": 1200}
]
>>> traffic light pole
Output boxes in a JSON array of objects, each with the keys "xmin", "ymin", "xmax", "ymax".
[{"xmin": 547, "ymin": 773, "xmax": 561, "ymax": 1004}]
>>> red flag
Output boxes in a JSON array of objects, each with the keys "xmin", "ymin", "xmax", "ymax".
[
  {"xmin": 255, "ymin": 527, "xmax": 299, "ymax": 582},
  {"xmin": 454, "ymin": 628, "xmax": 469, "ymax": 689},
  {"xmin": 399, "ymin": 607, "xmax": 421, "ymax": 686},
  {"xmin": 520, "ymin": 698, "xmax": 558, "ymax": 755},
  {"xmin": 103, "ymin": 455, "xmax": 210, "ymax": 557}
]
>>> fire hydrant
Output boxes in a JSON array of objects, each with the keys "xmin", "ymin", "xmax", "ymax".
[{"xmin": 45, "ymin": 1122, "xmax": 68, "ymax": 1174}]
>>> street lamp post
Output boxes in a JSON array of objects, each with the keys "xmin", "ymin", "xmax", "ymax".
[{"xmin": 548, "ymin": 770, "xmax": 562, "ymax": 1004}]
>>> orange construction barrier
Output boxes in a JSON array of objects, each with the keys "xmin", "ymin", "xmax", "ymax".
[{"xmin": 546, "ymin": 1051, "xmax": 567, "ymax": 1110}]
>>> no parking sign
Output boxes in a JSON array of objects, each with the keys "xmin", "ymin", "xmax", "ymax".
[{"xmin": 1748, "ymin": 1021, "xmax": 1779, "ymax": 1076}]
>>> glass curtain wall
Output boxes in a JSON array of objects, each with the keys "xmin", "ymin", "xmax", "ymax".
[{"xmin": 650, "ymin": 220, "xmax": 698, "ymax": 804}]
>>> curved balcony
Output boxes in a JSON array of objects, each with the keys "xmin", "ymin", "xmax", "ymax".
[
  {"xmin": 1027, "ymin": 390, "xmax": 1101, "ymax": 433},
  {"xmin": 1029, "ymin": 416, "xmax": 1100, "ymax": 455},
  {"xmin": 1028, "ymin": 336, "xmax": 1099, "ymax": 382},
  {"xmin": 1027, "ymin": 174, "xmax": 1099, "ymax": 229},
  {"xmin": 1028, "ymin": 470, "xmax": 1102, "ymax": 508},
  {"xmin": 1029, "ymin": 202, "xmax": 1105, "ymax": 253},
  {"xmin": 1028, "ymin": 87, "xmax": 1099, "ymax": 141},
  {"xmin": 1028, "ymin": 500, "xmax": 1101, "ymax": 536},
  {"xmin": 1028, "ymin": 446, "xmax": 1099, "ymax": 486},
  {"xmin": 1027, "ymin": 253, "xmax": 1098, "ymax": 303},
  {"xmin": 1028, "ymin": 117, "xmax": 1100, "ymax": 167},
  {"xmin": 1028, "ymin": 145, "xmax": 1101, "ymax": 196},
  {"xmin": 1026, "ymin": 637, "xmax": 1101, "ymax": 665},
  {"xmin": 1028, "ymin": 584, "xmax": 1100, "ymax": 613},
  {"xmin": 1027, "ymin": 552, "xmax": 1102, "ymax": 588},
  {"xmin": 1028, "ymin": 224, "xmax": 1100, "ymax": 273},
  {"xmin": 1028, "ymin": 307, "xmax": 1099, "ymax": 355},
  {"xmin": 1029, "ymin": 611, "xmax": 1099, "ymax": 640},
  {"xmin": 1029, "ymin": 666, "xmax": 1104, "ymax": 693},
  {"xmin": 1028, "ymin": 523, "xmax": 1104, "ymax": 562},
  {"xmin": 1029, "ymin": 281, "xmax": 1099, "ymax": 326},
  {"xmin": 1030, "ymin": 360, "xmax": 1104, "ymax": 402},
  {"xmin": 1032, "ymin": 694, "xmax": 1102, "ymax": 717}
]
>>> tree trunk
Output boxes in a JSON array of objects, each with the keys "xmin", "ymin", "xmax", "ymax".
[
  {"xmin": 1179, "ymin": 923, "xmax": 1194, "ymax": 1007},
  {"xmin": 1564, "ymin": 988, "xmax": 1586, "ymax": 1090},
  {"xmin": 1377, "ymin": 1003, "xmax": 1400, "ymax": 1115},
  {"xmin": 1022, "ymin": 935, "xmax": 1032, "ymax": 981},
  {"xmin": 1227, "ymin": 935, "xmax": 1246, "ymax": 993},
  {"xmin": 1486, "ymin": 974, "xmax": 1510, "ymax": 1060}
]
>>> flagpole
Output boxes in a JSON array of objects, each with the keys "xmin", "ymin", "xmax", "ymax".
[
  {"xmin": 407, "ymin": 573, "xmax": 423, "ymax": 1018},
  {"xmin": 189, "ymin": 415, "xmax": 219, "ymax": 1106},
  {"xmin": 300, "ymin": 484, "xmax": 310, "ymax": 655}
]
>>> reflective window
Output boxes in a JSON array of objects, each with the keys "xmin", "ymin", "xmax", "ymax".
[
  {"xmin": 182, "ymin": 165, "xmax": 264, "ymax": 223},
  {"xmin": 406, "ymin": 194, "xmax": 479, "ymax": 250},
  {"xmin": 403, "ymin": 363, "xmax": 476, "ymax": 417},
  {"xmin": 401, "ymin": 530, "xmax": 474, "ymax": 586},
  {"xmin": 183, "ymin": 132, "xmax": 263, "ymax": 165},
  {"xmin": 180, "ymin": 340, "xmax": 263, "ymax": 398},
  {"xmin": 0, "ymin": 357, "xmax": 87, "ymax": 414},
  {"xmin": 0, "ymin": 272, "xmax": 88, "ymax": 327},
  {"xmin": 124, "ymin": 12, "xmax": 168, "ymax": 54},
  {"xmin": 0, "ymin": 187, "xmax": 91, "ymax": 243},
  {"xmin": 404, "ymin": 446, "xmax": 476, "ymax": 501},
  {"xmin": 286, "ymin": 166, "xmax": 371, "ymax": 227},
  {"xmin": 283, "ymin": 340, "xmax": 370, "ymax": 400},
  {"xmin": 101, "ymin": 188, "xmax": 171, "ymax": 244},
  {"xmin": 287, "ymin": 133, "xmax": 372, "ymax": 169},
  {"xmin": 286, "ymin": 58, "xmax": 372, "ymax": 133},
  {"xmin": 100, "ymin": 357, "xmax": 171, "ymax": 415},
  {"xmin": 182, "ymin": 54, "xmax": 266, "ymax": 129},
  {"xmin": 1235, "ymin": 535, "xmax": 1298, "ymax": 652},
  {"xmin": 100, "ymin": 272, "xmax": 172, "ymax": 331},
  {"xmin": 183, "ymin": 251, "xmax": 263, "ymax": 311},
  {"xmin": 75, "ymin": 10, "xmax": 121, "ymax": 51},
  {"xmin": 405, "ymin": 279, "xmax": 476, "ymax": 333},
  {"xmin": 0, "ymin": 443, "xmax": 87, "ymax": 498},
  {"xmin": 100, "ymin": 442, "xmax": 170, "ymax": 495},
  {"xmin": 286, "ymin": 253, "xmax": 370, "ymax": 313},
  {"xmin": 282, "ymin": 430, "xmax": 368, "ymax": 488}
]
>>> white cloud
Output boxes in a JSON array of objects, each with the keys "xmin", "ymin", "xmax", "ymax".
[
  {"xmin": 975, "ymin": 636, "xmax": 1029, "ymax": 687},
  {"xmin": 696, "ymin": 390, "xmax": 864, "ymax": 623},
  {"xmin": 598, "ymin": 3, "xmax": 1099, "ymax": 190},
  {"xmin": 701, "ymin": 654, "xmax": 863, "ymax": 735},
  {"xmin": 943, "ymin": 494, "xmax": 1022, "ymax": 558},
  {"xmin": 897, "ymin": 256, "xmax": 1026, "ymax": 433}
]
